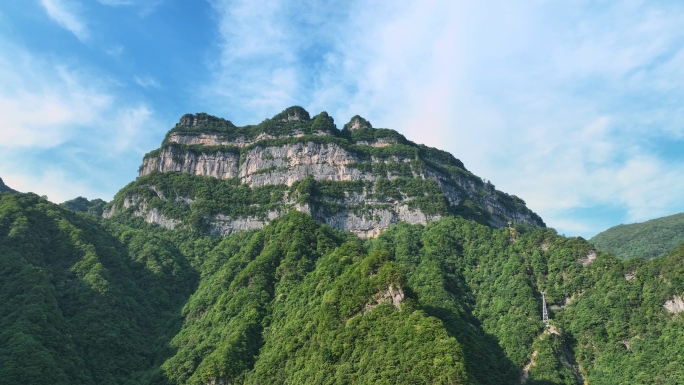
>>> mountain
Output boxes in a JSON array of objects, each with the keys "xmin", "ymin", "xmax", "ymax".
[
  {"xmin": 104, "ymin": 107, "xmax": 543, "ymax": 237},
  {"xmin": 591, "ymin": 212, "xmax": 684, "ymax": 259},
  {"xmin": 2, "ymin": 107, "xmax": 684, "ymax": 385},
  {"xmin": 0, "ymin": 177, "xmax": 16, "ymax": 193},
  {"xmin": 61, "ymin": 197, "xmax": 107, "ymax": 216}
]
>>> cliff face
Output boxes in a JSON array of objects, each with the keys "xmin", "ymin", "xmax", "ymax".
[{"xmin": 109, "ymin": 107, "xmax": 544, "ymax": 236}]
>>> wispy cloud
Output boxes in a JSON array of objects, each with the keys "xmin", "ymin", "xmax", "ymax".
[
  {"xmin": 40, "ymin": 0, "xmax": 88, "ymax": 41},
  {"xmin": 97, "ymin": 0, "xmax": 133, "ymax": 4},
  {"xmin": 96, "ymin": 0, "xmax": 161, "ymax": 15},
  {"xmin": 134, "ymin": 75, "xmax": 160, "ymax": 89},
  {"xmin": 105, "ymin": 44, "xmax": 124, "ymax": 57},
  {"xmin": 205, "ymin": 0, "xmax": 352, "ymax": 121},
  {"xmin": 204, "ymin": 0, "xmax": 684, "ymax": 237},
  {"xmin": 0, "ymin": 41, "xmax": 163, "ymax": 202}
]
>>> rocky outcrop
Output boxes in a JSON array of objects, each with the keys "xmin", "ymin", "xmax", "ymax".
[
  {"xmin": 209, "ymin": 211, "xmax": 282, "ymax": 237},
  {"xmin": 317, "ymin": 204, "xmax": 438, "ymax": 238},
  {"xmin": 113, "ymin": 107, "xmax": 545, "ymax": 237},
  {"xmin": 363, "ymin": 285, "xmax": 405, "ymax": 314},
  {"xmin": 239, "ymin": 142, "xmax": 364, "ymax": 186},
  {"xmin": 580, "ymin": 250, "xmax": 598, "ymax": 266},
  {"xmin": 139, "ymin": 147, "xmax": 239, "ymax": 179},
  {"xmin": 664, "ymin": 296, "xmax": 684, "ymax": 314},
  {"xmin": 103, "ymin": 193, "xmax": 178, "ymax": 230}
]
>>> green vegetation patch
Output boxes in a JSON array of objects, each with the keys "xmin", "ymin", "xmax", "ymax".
[
  {"xmin": 3, "ymin": 193, "xmax": 684, "ymax": 385},
  {"xmin": 108, "ymin": 172, "xmax": 288, "ymax": 231},
  {"xmin": 591, "ymin": 212, "xmax": 684, "ymax": 259}
]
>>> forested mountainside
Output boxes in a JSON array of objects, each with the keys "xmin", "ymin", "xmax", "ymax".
[
  {"xmin": 1, "ymin": 107, "xmax": 683, "ymax": 385},
  {"xmin": 591, "ymin": 212, "xmax": 684, "ymax": 260},
  {"xmin": 2, "ymin": 191, "xmax": 684, "ymax": 385},
  {"xmin": 105, "ymin": 107, "xmax": 543, "ymax": 238}
]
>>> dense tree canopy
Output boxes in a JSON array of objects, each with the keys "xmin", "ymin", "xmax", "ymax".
[
  {"xmin": 1, "ymin": 190, "xmax": 683, "ymax": 384},
  {"xmin": 591, "ymin": 212, "xmax": 684, "ymax": 259}
]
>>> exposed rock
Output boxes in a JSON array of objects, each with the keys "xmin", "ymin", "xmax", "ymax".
[
  {"xmin": 139, "ymin": 137, "xmax": 542, "ymax": 231},
  {"xmin": 102, "ymin": 205, "xmax": 115, "ymax": 219},
  {"xmin": 167, "ymin": 131, "xmax": 320, "ymax": 147},
  {"xmin": 580, "ymin": 250, "xmax": 597, "ymax": 266},
  {"xmin": 551, "ymin": 295, "xmax": 575, "ymax": 311},
  {"xmin": 140, "ymin": 147, "xmax": 239, "ymax": 179},
  {"xmin": 103, "ymin": 193, "xmax": 177, "ymax": 230},
  {"xmin": 239, "ymin": 142, "xmax": 364, "ymax": 186},
  {"xmin": 318, "ymin": 204, "xmax": 437, "ymax": 238},
  {"xmin": 364, "ymin": 285, "xmax": 405, "ymax": 314},
  {"xmin": 520, "ymin": 350, "xmax": 537, "ymax": 384},
  {"xmin": 356, "ymin": 137, "xmax": 399, "ymax": 147},
  {"xmin": 119, "ymin": 107, "xmax": 546, "ymax": 237},
  {"xmin": 145, "ymin": 208, "xmax": 178, "ymax": 230},
  {"xmin": 345, "ymin": 115, "xmax": 372, "ymax": 131},
  {"xmin": 274, "ymin": 106, "xmax": 310, "ymax": 122},
  {"xmin": 664, "ymin": 296, "xmax": 684, "ymax": 314},
  {"xmin": 546, "ymin": 324, "xmax": 561, "ymax": 336},
  {"xmin": 209, "ymin": 211, "xmax": 281, "ymax": 237}
]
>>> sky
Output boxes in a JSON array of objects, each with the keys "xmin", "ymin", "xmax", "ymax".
[{"xmin": 1, "ymin": 0, "xmax": 684, "ymax": 238}]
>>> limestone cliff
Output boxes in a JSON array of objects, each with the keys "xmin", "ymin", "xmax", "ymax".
[{"xmin": 107, "ymin": 106, "xmax": 544, "ymax": 236}]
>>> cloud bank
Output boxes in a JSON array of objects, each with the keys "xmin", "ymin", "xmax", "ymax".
[
  {"xmin": 40, "ymin": 0, "xmax": 89, "ymax": 41},
  {"xmin": 205, "ymin": 0, "xmax": 684, "ymax": 237},
  {"xmin": 0, "ymin": 40, "xmax": 161, "ymax": 203}
]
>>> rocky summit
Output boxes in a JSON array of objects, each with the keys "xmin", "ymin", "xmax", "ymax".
[{"xmin": 105, "ymin": 106, "xmax": 543, "ymax": 237}]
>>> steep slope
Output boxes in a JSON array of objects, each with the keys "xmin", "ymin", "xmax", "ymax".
[
  {"xmin": 591, "ymin": 212, "xmax": 684, "ymax": 259},
  {"xmin": 4, "ymin": 107, "xmax": 684, "ymax": 385},
  {"xmin": 2, "ymin": 190, "xmax": 684, "ymax": 384},
  {"xmin": 0, "ymin": 192, "xmax": 198, "ymax": 384},
  {"xmin": 105, "ymin": 106, "xmax": 543, "ymax": 237}
]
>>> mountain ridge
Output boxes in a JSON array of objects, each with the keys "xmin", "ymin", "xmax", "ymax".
[
  {"xmin": 105, "ymin": 106, "xmax": 543, "ymax": 237},
  {"xmin": 3, "ymin": 105, "xmax": 684, "ymax": 384},
  {"xmin": 591, "ymin": 211, "xmax": 684, "ymax": 259}
]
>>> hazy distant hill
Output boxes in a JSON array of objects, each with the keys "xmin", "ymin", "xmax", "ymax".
[{"xmin": 591, "ymin": 212, "xmax": 684, "ymax": 259}]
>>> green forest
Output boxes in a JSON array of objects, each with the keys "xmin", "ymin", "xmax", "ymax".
[
  {"xmin": 591, "ymin": 212, "xmax": 684, "ymax": 260},
  {"xmin": 2, "ymin": 189, "xmax": 683, "ymax": 384}
]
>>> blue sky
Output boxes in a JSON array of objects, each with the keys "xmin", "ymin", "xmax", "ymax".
[{"xmin": 1, "ymin": 0, "xmax": 684, "ymax": 238}]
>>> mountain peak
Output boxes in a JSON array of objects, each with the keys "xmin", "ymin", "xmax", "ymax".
[
  {"xmin": 272, "ymin": 106, "xmax": 310, "ymax": 122},
  {"xmin": 107, "ymin": 108, "xmax": 544, "ymax": 237},
  {"xmin": 344, "ymin": 115, "xmax": 372, "ymax": 131}
]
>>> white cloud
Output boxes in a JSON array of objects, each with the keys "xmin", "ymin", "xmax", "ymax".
[
  {"xmin": 105, "ymin": 44, "xmax": 124, "ymax": 57},
  {"xmin": 96, "ymin": 0, "xmax": 161, "ymax": 16},
  {"xmin": 203, "ymin": 0, "xmax": 684, "ymax": 237},
  {"xmin": 0, "ymin": 52, "xmax": 111, "ymax": 147},
  {"xmin": 97, "ymin": 0, "xmax": 133, "ymax": 4},
  {"xmin": 40, "ymin": 0, "xmax": 88, "ymax": 41},
  {"xmin": 0, "ymin": 41, "xmax": 164, "ymax": 202},
  {"xmin": 134, "ymin": 76, "xmax": 160, "ymax": 89},
  {"xmin": 0, "ymin": 164, "xmax": 103, "ymax": 204}
]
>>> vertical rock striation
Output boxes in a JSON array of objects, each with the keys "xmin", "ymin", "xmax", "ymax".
[{"xmin": 109, "ymin": 107, "xmax": 544, "ymax": 236}]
